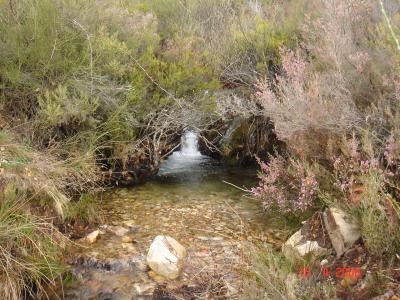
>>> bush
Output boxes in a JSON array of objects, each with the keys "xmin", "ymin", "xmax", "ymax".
[
  {"xmin": 252, "ymin": 0, "xmax": 400, "ymax": 261},
  {"xmin": 251, "ymin": 155, "xmax": 318, "ymax": 214},
  {"xmin": 358, "ymin": 171, "xmax": 400, "ymax": 256},
  {"xmin": 322, "ymin": 135, "xmax": 400, "ymax": 256}
]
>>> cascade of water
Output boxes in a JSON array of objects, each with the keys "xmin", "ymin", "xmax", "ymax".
[
  {"xmin": 178, "ymin": 131, "xmax": 202, "ymax": 157},
  {"xmin": 157, "ymin": 131, "xmax": 208, "ymax": 176}
]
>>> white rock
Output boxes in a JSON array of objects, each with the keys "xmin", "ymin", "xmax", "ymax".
[
  {"xmin": 282, "ymin": 229, "xmax": 327, "ymax": 260},
  {"xmin": 85, "ymin": 230, "xmax": 100, "ymax": 244},
  {"xmin": 296, "ymin": 240, "xmax": 324, "ymax": 256},
  {"xmin": 134, "ymin": 282, "xmax": 155, "ymax": 295},
  {"xmin": 323, "ymin": 208, "xmax": 361, "ymax": 258},
  {"xmin": 146, "ymin": 235, "xmax": 187, "ymax": 279},
  {"xmin": 320, "ymin": 259, "xmax": 329, "ymax": 266}
]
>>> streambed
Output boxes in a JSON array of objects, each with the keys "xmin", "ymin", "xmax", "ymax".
[{"xmin": 59, "ymin": 132, "xmax": 290, "ymax": 299}]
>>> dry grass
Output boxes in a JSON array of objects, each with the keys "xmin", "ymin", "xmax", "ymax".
[
  {"xmin": 0, "ymin": 130, "xmax": 98, "ymax": 217},
  {"xmin": 0, "ymin": 194, "xmax": 67, "ymax": 300}
]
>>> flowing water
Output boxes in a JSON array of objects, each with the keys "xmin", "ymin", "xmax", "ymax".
[{"xmin": 60, "ymin": 132, "xmax": 289, "ymax": 299}]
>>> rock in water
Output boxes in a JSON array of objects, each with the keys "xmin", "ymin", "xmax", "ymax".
[
  {"xmin": 134, "ymin": 282, "xmax": 156, "ymax": 296},
  {"xmin": 107, "ymin": 225, "xmax": 130, "ymax": 237},
  {"xmin": 146, "ymin": 235, "xmax": 187, "ymax": 279},
  {"xmin": 121, "ymin": 235, "xmax": 134, "ymax": 243},
  {"xmin": 323, "ymin": 207, "xmax": 361, "ymax": 258},
  {"xmin": 85, "ymin": 230, "xmax": 100, "ymax": 244}
]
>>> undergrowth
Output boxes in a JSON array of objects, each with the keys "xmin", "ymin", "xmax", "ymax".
[
  {"xmin": 0, "ymin": 190, "xmax": 67, "ymax": 299},
  {"xmin": 65, "ymin": 193, "xmax": 102, "ymax": 225}
]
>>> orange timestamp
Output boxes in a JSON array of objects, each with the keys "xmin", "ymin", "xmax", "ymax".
[{"xmin": 298, "ymin": 266, "xmax": 362, "ymax": 279}]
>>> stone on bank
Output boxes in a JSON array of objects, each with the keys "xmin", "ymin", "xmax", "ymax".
[
  {"xmin": 323, "ymin": 207, "xmax": 361, "ymax": 258},
  {"xmin": 282, "ymin": 212, "xmax": 330, "ymax": 260}
]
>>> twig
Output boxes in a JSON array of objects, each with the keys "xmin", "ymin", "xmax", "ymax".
[
  {"xmin": 72, "ymin": 19, "xmax": 93, "ymax": 94},
  {"xmin": 222, "ymin": 180, "xmax": 250, "ymax": 192},
  {"xmin": 380, "ymin": 0, "xmax": 400, "ymax": 54},
  {"xmin": 50, "ymin": 31, "xmax": 58, "ymax": 61}
]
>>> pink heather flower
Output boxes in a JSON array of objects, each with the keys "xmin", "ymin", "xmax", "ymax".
[{"xmin": 251, "ymin": 156, "xmax": 318, "ymax": 214}]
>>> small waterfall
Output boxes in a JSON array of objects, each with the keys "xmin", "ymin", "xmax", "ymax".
[
  {"xmin": 178, "ymin": 131, "xmax": 202, "ymax": 157},
  {"xmin": 158, "ymin": 131, "xmax": 208, "ymax": 177}
]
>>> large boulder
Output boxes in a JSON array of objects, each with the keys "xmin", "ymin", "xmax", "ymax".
[
  {"xmin": 146, "ymin": 235, "xmax": 187, "ymax": 280},
  {"xmin": 282, "ymin": 212, "xmax": 331, "ymax": 260},
  {"xmin": 323, "ymin": 208, "xmax": 361, "ymax": 258}
]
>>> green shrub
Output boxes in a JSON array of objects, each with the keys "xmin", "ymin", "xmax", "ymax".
[
  {"xmin": 38, "ymin": 85, "xmax": 99, "ymax": 128},
  {"xmin": 357, "ymin": 172, "xmax": 400, "ymax": 256}
]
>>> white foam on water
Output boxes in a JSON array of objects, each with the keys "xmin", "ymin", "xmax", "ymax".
[{"xmin": 158, "ymin": 131, "xmax": 208, "ymax": 176}]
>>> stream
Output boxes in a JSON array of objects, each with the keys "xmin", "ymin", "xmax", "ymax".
[{"xmin": 59, "ymin": 132, "xmax": 290, "ymax": 299}]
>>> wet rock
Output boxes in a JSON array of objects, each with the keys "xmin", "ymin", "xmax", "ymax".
[
  {"xmin": 121, "ymin": 235, "xmax": 135, "ymax": 243},
  {"xmin": 85, "ymin": 230, "xmax": 100, "ymax": 244},
  {"xmin": 71, "ymin": 253, "xmax": 148, "ymax": 273},
  {"xmin": 147, "ymin": 235, "xmax": 187, "ymax": 280},
  {"xmin": 107, "ymin": 225, "xmax": 130, "ymax": 237},
  {"xmin": 122, "ymin": 220, "xmax": 141, "ymax": 231},
  {"xmin": 134, "ymin": 282, "xmax": 156, "ymax": 295},
  {"xmin": 323, "ymin": 208, "xmax": 361, "ymax": 258},
  {"xmin": 148, "ymin": 270, "xmax": 167, "ymax": 283}
]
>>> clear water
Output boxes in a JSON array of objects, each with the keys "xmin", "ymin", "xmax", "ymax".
[{"xmin": 60, "ymin": 132, "xmax": 289, "ymax": 299}]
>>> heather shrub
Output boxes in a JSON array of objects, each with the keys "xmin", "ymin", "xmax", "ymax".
[
  {"xmin": 320, "ymin": 133, "xmax": 400, "ymax": 256},
  {"xmin": 255, "ymin": 47, "xmax": 360, "ymax": 145},
  {"xmin": 251, "ymin": 155, "xmax": 318, "ymax": 214},
  {"xmin": 254, "ymin": 0, "xmax": 400, "ymax": 161}
]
